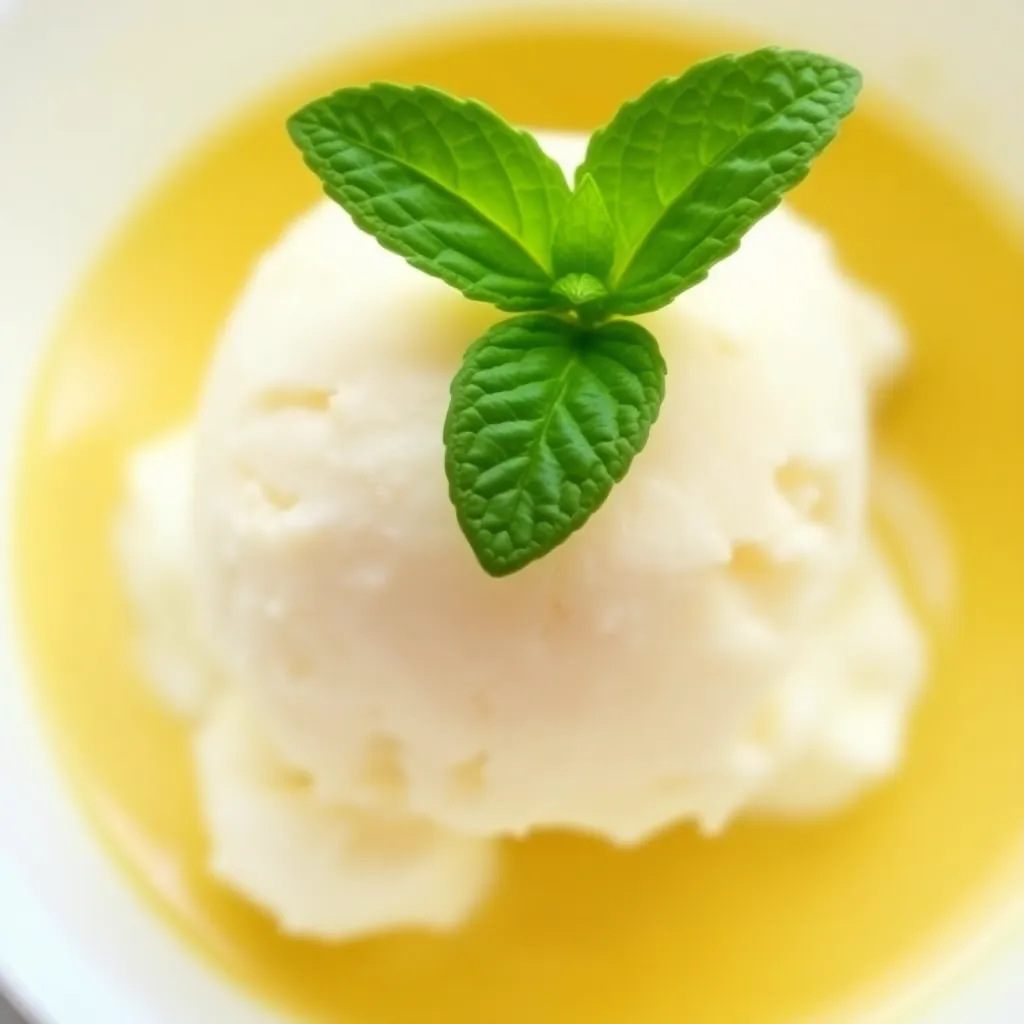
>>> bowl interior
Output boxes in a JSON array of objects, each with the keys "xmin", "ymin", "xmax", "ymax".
[{"xmin": 1, "ymin": 2, "xmax": 1023, "ymax": 1023}]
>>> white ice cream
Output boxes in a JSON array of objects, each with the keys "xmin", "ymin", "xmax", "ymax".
[{"xmin": 117, "ymin": 132, "xmax": 925, "ymax": 940}]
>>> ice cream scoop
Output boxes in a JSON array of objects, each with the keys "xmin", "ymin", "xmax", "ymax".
[{"xmin": 117, "ymin": 132, "xmax": 924, "ymax": 939}]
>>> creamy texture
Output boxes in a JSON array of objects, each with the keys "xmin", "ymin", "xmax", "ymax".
[
  {"xmin": 196, "ymin": 690, "xmax": 496, "ymax": 937},
  {"xmin": 117, "ymin": 132, "xmax": 925, "ymax": 939}
]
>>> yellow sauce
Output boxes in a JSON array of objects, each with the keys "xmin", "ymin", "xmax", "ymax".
[{"xmin": 14, "ymin": 18, "xmax": 1024, "ymax": 1024}]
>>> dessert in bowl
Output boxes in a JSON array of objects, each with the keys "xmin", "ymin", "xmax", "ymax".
[{"xmin": 2, "ymin": 4, "xmax": 1023, "ymax": 1023}]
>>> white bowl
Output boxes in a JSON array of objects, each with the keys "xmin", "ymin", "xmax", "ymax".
[{"xmin": 1, "ymin": 0, "xmax": 1022, "ymax": 1021}]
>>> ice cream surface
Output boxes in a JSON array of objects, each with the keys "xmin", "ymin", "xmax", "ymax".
[{"xmin": 117, "ymin": 132, "xmax": 925, "ymax": 939}]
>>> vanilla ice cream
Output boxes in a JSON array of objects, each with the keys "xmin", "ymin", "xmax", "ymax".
[{"xmin": 117, "ymin": 132, "xmax": 926, "ymax": 940}]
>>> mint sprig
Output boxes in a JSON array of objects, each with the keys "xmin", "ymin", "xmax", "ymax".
[{"xmin": 288, "ymin": 47, "xmax": 861, "ymax": 575}]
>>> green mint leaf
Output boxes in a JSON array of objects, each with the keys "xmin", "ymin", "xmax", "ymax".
[
  {"xmin": 551, "ymin": 272, "xmax": 609, "ymax": 307},
  {"xmin": 551, "ymin": 173, "xmax": 616, "ymax": 281},
  {"xmin": 579, "ymin": 48, "xmax": 861, "ymax": 314},
  {"xmin": 445, "ymin": 314, "xmax": 666, "ymax": 576},
  {"xmin": 288, "ymin": 47, "xmax": 863, "ymax": 576},
  {"xmin": 287, "ymin": 84, "xmax": 572, "ymax": 311}
]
